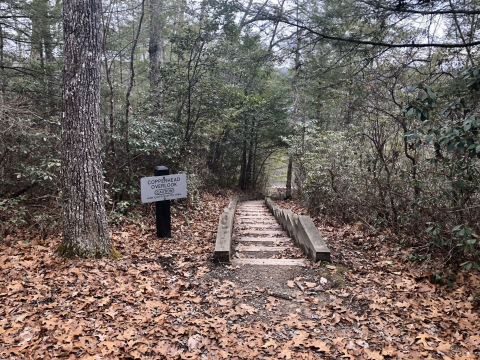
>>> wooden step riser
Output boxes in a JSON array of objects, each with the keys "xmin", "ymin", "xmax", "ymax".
[
  {"xmin": 231, "ymin": 259, "xmax": 307, "ymax": 266},
  {"xmin": 235, "ymin": 225, "xmax": 282, "ymax": 229},
  {"xmin": 235, "ymin": 237, "xmax": 290, "ymax": 242},
  {"xmin": 236, "ymin": 230, "xmax": 288, "ymax": 235},
  {"xmin": 236, "ymin": 246, "xmax": 289, "ymax": 252}
]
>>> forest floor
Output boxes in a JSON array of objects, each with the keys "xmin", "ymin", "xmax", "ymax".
[{"xmin": 1, "ymin": 192, "xmax": 480, "ymax": 359}]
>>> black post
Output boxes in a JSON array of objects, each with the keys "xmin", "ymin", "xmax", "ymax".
[{"xmin": 154, "ymin": 166, "xmax": 171, "ymax": 238}]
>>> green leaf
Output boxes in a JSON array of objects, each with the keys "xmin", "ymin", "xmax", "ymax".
[{"xmin": 426, "ymin": 87, "xmax": 436, "ymax": 101}]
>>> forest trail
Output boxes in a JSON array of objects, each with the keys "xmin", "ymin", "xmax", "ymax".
[
  {"xmin": 231, "ymin": 200, "xmax": 308, "ymax": 266},
  {"xmin": 1, "ymin": 193, "xmax": 480, "ymax": 359}
]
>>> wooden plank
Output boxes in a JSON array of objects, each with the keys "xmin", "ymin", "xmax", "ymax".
[
  {"xmin": 235, "ymin": 211, "xmax": 274, "ymax": 217},
  {"xmin": 236, "ymin": 216, "xmax": 276, "ymax": 219},
  {"xmin": 236, "ymin": 246, "xmax": 289, "ymax": 252},
  {"xmin": 236, "ymin": 218, "xmax": 277, "ymax": 221},
  {"xmin": 235, "ymin": 219, "xmax": 278, "ymax": 225},
  {"xmin": 237, "ymin": 205, "xmax": 267, "ymax": 208},
  {"xmin": 237, "ymin": 208, "xmax": 267, "ymax": 211},
  {"xmin": 235, "ymin": 237, "xmax": 289, "ymax": 242},
  {"xmin": 237, "ymin": 208, "xmax": 267, "ymax": 210},
  {"xmin": 237, "ymin": 208, "xmax": 269, "ymax": 210},
  {"xmin": 235, "ymin": 224, "xmax": 282, "ymax": 229},
  {"xmin": 236, "ymin": 230, "xmax": 288, "ymax": 235},
  {"xmin": 236, "ymin": 213, "xmax": 271, "ymax": 215},
  {"xmin": 231, "ymin": 258, "xmax": 308, "ymax": 266}
]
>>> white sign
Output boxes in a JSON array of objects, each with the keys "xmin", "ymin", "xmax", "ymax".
[{"xmin": 140, "ymin": 174, "xmax": 187, "ymax": 203}]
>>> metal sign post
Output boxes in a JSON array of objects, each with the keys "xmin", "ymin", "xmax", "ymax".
[
  {"xmin": 140, "ymin": 167, "xmax": 188, "ymax": 238},
  {"xmin": 154, "ymin": 166, "xmax": 171, "ymax": 238}
]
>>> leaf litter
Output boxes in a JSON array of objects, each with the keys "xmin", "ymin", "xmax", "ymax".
[{"xmin": 0, "ymin": 193, "xmax": 479, "ymax": 359}]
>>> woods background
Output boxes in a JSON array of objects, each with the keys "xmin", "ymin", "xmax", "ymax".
[{"xmin": 1, "ymin": 0, "xmax": 480, "ymax": 269}]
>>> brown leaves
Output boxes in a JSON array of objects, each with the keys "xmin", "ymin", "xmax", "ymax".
[
  {"xmin": 277, "ymin": 199, "xmax": 480, "ymax": 360},
  {"xmin": 1, "ymin": 193, "xmax": 480, "ymax": 359}
]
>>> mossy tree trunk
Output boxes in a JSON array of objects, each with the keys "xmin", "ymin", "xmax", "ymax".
[{"xmin": 59, "ymin": 0, "xmax": 117, "ymax": 258}]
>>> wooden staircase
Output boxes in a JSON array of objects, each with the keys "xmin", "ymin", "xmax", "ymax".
[{"xmin": 231, "ymin": 200, "xmax": 308, "ymax": 266}]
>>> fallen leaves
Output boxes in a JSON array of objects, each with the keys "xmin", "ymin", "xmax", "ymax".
[
  {"xmin": 276, "ymin": 198, "xmax": 480, "ymax": 360},
  {"xmin": 0, "ymin": 193, "xmax": 479, "ymax": 359}
]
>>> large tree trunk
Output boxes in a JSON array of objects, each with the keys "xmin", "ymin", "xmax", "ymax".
[{"xmin": 59, "ymin": 0, "xmax": 116, "ymax": 258}]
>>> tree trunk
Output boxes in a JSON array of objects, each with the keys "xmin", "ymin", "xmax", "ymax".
[
  {"xmin": 30, "ymin": 0, "xmax": 54, "ymax": 63},
  {"xmin": 102, "ymin": 6, "xmax": 116, "ymax": 157},
  {"xmin": 59, "ymin": 0, "xmax": 116, "ymax": 258},
  {"xmin": 149, "ymin": 0, "xmax": 164, "ymax": 97},
  {"xmin": 245, "ymin": 118, "xmax": 256, "ymax": 189},
  {"xmin": 239, "ymin": 123, "xmax": 247, "ymax": 190},
  {"xmin": 0, "ymin": 24, "xmax": 3, "ymax": 68},
  {"xmin": 30, "ymin": 0, "xmax": 43, "ymax": 62},
  {"xmin": 125, "ymin": 0, "xmax": 145, "ymax": 170},
  {"xmin": 286, "ymin": 2, "xmax": 301, "ymax": 199},
  {"xmin": 285, "ymin": 155, "xmax": 293, "ymax": 199}
]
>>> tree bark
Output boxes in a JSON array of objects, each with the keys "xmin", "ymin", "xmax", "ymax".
[
  {"xmin": 125, "ymin": 0, "xmax": 145, "ymax": 169},
  {"xmin": 102, "ymin": 2, "xmax": 116, "ymax": 157},
  {"xmin": 149, "ymin": 0, "xmax": 164, "ymax": 97},
  {"xmin": 59, "ymin": 0, "xmax": 116, "ymax": 258},
  {"xmin": 286, "ymin": 7, "xmax": 300, "ymax": 200},
  {"xmin": 285, "ymin": 155, "xmax": 293, "ymax": 198},
  {"xmin": 30, "ymin": 0, "xmax": 54, "ymax": 63}
]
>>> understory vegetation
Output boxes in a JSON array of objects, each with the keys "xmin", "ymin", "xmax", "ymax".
[{"xmin": 1, "ymin": 0, "xmax": 480, "ymax": 270}]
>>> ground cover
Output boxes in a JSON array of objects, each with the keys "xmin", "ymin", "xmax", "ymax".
[{"xmin": 0, "ymin": 193, "xmax": 479, "ymax": 359}]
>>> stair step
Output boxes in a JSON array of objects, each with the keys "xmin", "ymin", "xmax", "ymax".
[
  {"xmin": 235, "ymin": 219, "xmax": 278, "ymax": 225},
  {"xmin": 236, "ymin": 246, "xmax": 288, "ymax": 252},
  {"xmin": 235, "ymin": 237, "xmax": 289, "ymax": 242},
  {"xmin": 235, "ymin": 224, "xmax": 282, "ymax": 229},
  {"xmin": 236, "ymin": 230, "xmax": 288, "ymax": 235},
  {"xmin": 231, "ymin": 258, "xmax": 307, "ymax": 266},
  {"xmin": 237, "ymin": 206, "xmax": 267, "ymax": 208}
]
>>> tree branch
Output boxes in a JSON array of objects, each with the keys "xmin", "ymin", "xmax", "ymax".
[{"xmin": 243, "ymin": 15, "xmax": 480, "ymax": 48}]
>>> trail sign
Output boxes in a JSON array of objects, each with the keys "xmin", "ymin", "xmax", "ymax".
[{"xmin": 140, "ymin": 174, "xmax": 187, "ymax": 203}]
